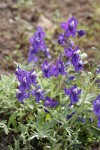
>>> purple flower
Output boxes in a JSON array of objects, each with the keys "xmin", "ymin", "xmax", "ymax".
[
  {"xmin": 28, "ymin": 46, "xmax": 39, "ymax": 63},
  {"xmin": 64, "ymin": 47, "xmax": 74, "ymax": 57},
  {"xmin": 44, "ymin": 97, "xmax": 58, "ymax": 107},
  {"xmin": 31, "ymin": 88, "xmax": 45, "ymax": 102},
  {"xmin": 44, "ymin": 97, "xmax": 58, "ymax": 112},
  {"xmin": 29, "ymin": 26, "xmax": 45, "ymax": 46},
  {"xmin": 67, "ymin": 112, "xmax": 75, "ymax": 119},
  {"xmin": 15, "ymin": 67, "xmax": 37, "ymax": 92},
  {"xmin": 68, "ymin": 76, "xmax": 75, "ymax": 81},
  {"xmin": 96, "ymin": 67, "xmax": 100, "ymax": 88},
  {"xmin": 78, "ymin": 117, "xmax": 86, "ymax": 123},
  {"xmin": 15, "ymin": 67, "xmax": 29, "ymax": 83},
  {"xmin": 64, "ymin": 46, "xmax": 78, "ymax": 58},
  {"xmin": 15, "ymin": 67, "xmax": 37, "ymax": 104},
  {"xmin": 42, "ymin": 60, "xmax": 52, "ymax": 78},
  {"xmin": 51, "ymin": 58, "xmax": 66, "ymax": 77},
  {"xmin": 60, "ymin": 17, "xmax": 78, "ymax": 37},
  {"xmin": 29, "ymin": 45, "xmax": 38, "ymax": 55},
  {"xmin": 65, "ymin": 76, "xmax": 75, "ymax": 84},
  {"xmin": 64, "ymin": 46, "xmax": 83, "ymax": 71},
  {"xmin": 64, "ymin": 85, "xmax": 81, "ymax": 105},
  {"xmin": 58, "ymin": 33, "xmax": 65, "ymax": 45},
  {"xmin": 28, "ymin": 53, "xmax": 38, "ymax": 63},
  {"xmin": 19, "ymin": 77, "xmax": 30, "ymax": 91},
  {"xmin": 93, "ymin": 95, "xmax": 100, "ymax": 116},
  {"xmin": 71, "ymin": 52, "xmax": 83, "ymax": 71},
  {"xmin": 28, "ymin": 26, "xmax": 51, "ymax": 62},
  {"xmin": 77, "ymin": 30, "xmax": 86, "ymax": 37},
  {"xmin": 16, "ymin": 91, "xmax": 30, "ymax": 103},
  {"xmin": 28, "ymin": 70, "xmax": 37, "ymax": 85},
  {"xmin": 93, "ymin": 95, "xmax": 100, "ymax": 127},
  {"xmin": 69, "ymin": 40, "xmax": 74, "ymax": 47}
]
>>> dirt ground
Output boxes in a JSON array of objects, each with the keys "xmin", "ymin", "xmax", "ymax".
[{"xmin": 0, "ymin": 0, "xmax": 100, "ymax": 74}]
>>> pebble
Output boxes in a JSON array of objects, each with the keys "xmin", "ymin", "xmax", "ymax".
[{"xmin": 0, "ymin": 2, "xmax": 8, "ymax": 9}]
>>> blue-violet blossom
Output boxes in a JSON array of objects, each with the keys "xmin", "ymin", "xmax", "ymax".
[
  {"xmin": 51, "ymin": 58, "xmax": 67, "ymax": 77},
  {"xmin": 28, "ymin": 26, "xmax": 51, "ymax": 62},
  {"xmin": 31, "ymin": 88, "xmax": 45, "ymax": 102},
  {"xmin": 44, "ymin": 97, "xmax": 58, "ymax": 112},
  {"xmin": 93, "ymin": 95, "xmax": 100, "ymax": 127},
  {"xmin": 60, "ymin": 17, "xmax": 78, "ymax": 37},
  {"xmin": 16, "ymin": 90, "xmax": 30, "ymax": 103},
  {"xmin": 64, "ymin": 84, "xmax": 81, "ymax": 105},
  {"xmin": 42, "ymin": 60, "xmax": 52, "ymax": 78}
]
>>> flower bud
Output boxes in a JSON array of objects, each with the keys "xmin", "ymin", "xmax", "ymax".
[{"xmin": 81, "ymin": 53, "xmax": 88, "ymax": 59}]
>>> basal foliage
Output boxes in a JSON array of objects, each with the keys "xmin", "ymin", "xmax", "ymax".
[{"xmin": 0, "ymin": 17, "xmax": 100, "ymax": 150}]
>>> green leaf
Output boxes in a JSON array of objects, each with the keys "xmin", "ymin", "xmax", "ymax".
[{"xmin": 8, "ymin": 112, "xmax": 17, "ymax": 128}]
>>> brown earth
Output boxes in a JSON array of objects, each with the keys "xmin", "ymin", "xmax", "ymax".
[{"xmin": 0, "ymin": 0, "xmax": 100, "ymax": 75}]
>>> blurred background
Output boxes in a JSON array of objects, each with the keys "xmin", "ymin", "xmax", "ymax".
[{"xmin": 0, "ymin": 0, "xmax": 100, "ymax": 74}]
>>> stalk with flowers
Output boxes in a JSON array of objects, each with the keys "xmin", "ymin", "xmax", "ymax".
[{"xmin": 0, "ymin": 17, "xmax": 100, "ymax": 149}]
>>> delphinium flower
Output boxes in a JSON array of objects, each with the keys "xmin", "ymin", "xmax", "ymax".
[
  {"xmin": 16, "ymin": 90, "xmax": 30, "ymax": 103},
  {"xmin": 58, "ymin": 17, "xmax": 85, "ymax": 72},
  {"xmin": 44, "ymin": 97, "xmax": 58, "ymax": 112},
  {"xmin": 65, "ymin": 75, "xmax": 75, "ymax": 84},
  {"xmin": 15, "ymin": 66, "xmax": 28, "ymax": 82},
  {"xmin": 64, "ymin": 46, "xmax": 74, "ymax": 57},
  {"xmin": 64, "ymin": 46, "xmax": 78, "ymax": 58},
  {"xmin": 65, "ymin": 46, "xmax": 83, "ymax": 71},
  {"xmin": 68, "ymin": 76, "xmax": 75, "ymax": 81},
  {"xmin": 64, "ymin": 84, "xmax": 81, "ymax": 106},
  {"xmin": 92, "ymin": 95, "xmax": 100, "ymax": 127},
  {"xmin": 16, "ymin": 67, "xmax": 30, "ymax": 91},
  {"xmin": 78, "ymin": 116, "xmax": 85, "ymax": 123},
  {"xmin": 41, "ymin": 60, "xmax": 52, "ymax": 78},
  {"xmin": 77, "ymin": 30, "xmax": 86, "ymax": 37},
  {"xmin": 29, "ymin": 26, "xmax": 45, "ymax": 50},
  {"xmin": 28, "ymin": 26, "xmax": 51, "ymax": 63},
  {"xmin": 15, "ymin": 67, "xmax": 37, "ymax": 87},
  {"xmin": 51, "ymin": 57, "xmax": 67, "ymax": 77},
  {"xmin": 71, "ymin": 52, "xmax": 83, "ymax": 71},
  {"xmin": 58, "ymin": 33, "xmax": 66, "ymax": 45},
  {"xmin": 28, "ymin": 46, "xmax": 38, "ymax": 63},
  {"xmin": 60, "ymin": 17, "xmax": 86, "ymax": 38},
  {"xmin": 31, "ymin": 88, "xmax": 45, "ymax": 102},
  {"xmin": 42, "ymin": 57, "xmax": 67, "ymax": 78},
  {"xmin": 28, "ymin": 70, "xmax": 37, "ymax": 85},
  {"xmin": 67, "ymin": 112, "xmax": 75, "ymax": 120},
  {"xmin": 95, "ymin": 66, "xmax": 100, "ymax": 88},
  {"xmin": 64, "ymin": 46, "xmax": 83, "ymax": 71},
  {"xmin": 60, "ymin": 17, "xmax": 78, "ymax": 37},
  {"xmin": 15, "ymin": 67, "xmax": 37, "ymax": 103}
]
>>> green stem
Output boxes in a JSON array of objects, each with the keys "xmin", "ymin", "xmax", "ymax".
[{"xmin": 70, "ymin": 76, "xmax": 97, "ymax": 126}]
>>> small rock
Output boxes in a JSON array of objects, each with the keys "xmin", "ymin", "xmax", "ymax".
[
  {"xmin": 84, "ymin": 12, "xmax": 93, "ymax": 19},
  {"xmin": 0, "ymin": 2, "xmax": 8, "ymax": 9},
  {"xmin": 38, "ymin": 15, "xmax": 53, "ymax": 30}
]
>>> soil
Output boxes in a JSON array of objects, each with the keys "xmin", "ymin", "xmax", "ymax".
[{"xmin": 0, "ymin": 0, "xmax": 100, "ymax": 75}]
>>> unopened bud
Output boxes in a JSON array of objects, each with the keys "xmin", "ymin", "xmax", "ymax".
[
  {"xmin": 81, "ymin": 53, "xmax": 88, "ymax": 59},
  {"xmin": 88, "ymin": 72, "xmax": 92, "ymax": 76}
]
